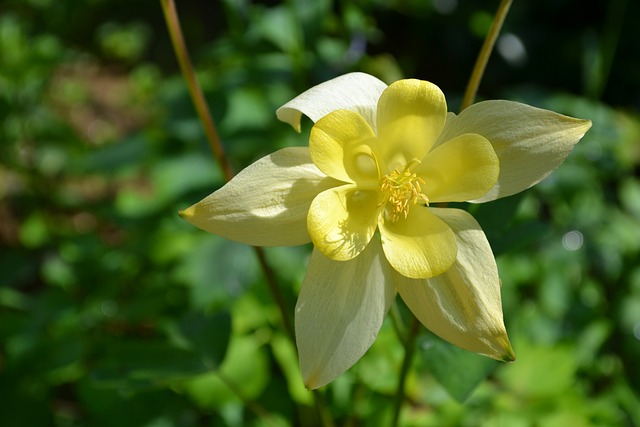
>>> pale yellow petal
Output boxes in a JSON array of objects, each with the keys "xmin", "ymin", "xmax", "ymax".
[
  {"xmin": 307, "ymin": 185, "xmax": 380, "ymax": 261},
  {"xmin": 395, "ymin": 208, "xmax": 514, "ymax": 361},
  {"xmin": 416, "ymin": 133, "xmax": 499, "ymax": 202},
  {"xmin": 296, "ymin": 239, "xmax": 396, "ymax": 389},
  {"xmin": 376, "ymin": 79, "xmax": 447, "ymax": 171},
  {"xmin": 180, "ymin": 147, "xmax": 340, "ymax": 246},
  {"xmin": 438, "ymin": 100, "xmax": 592, "ymax": 202},
  {"xmin": 379, "ymin": 206, "xmax": 457, "ymax": 279},
  {"xmin": 310, "ymin": 110, "xmax": 379, "ymax": 184},
  {"xmin": 276, "ymin": 72, "xmax": 387, "ymax": 132}
]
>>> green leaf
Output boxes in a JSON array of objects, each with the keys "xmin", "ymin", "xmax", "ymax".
[
  {"xmin": 186, "ymin": 334, "xmax": 270, "ymax": 409},
  {"xmin": 417, "ymin": 332, "xmax": 497, "ymax": 402},
  {"xmin": 178, "ymin": 310, "xmax": 231, "ymax": 369},
  {"xmin": 91, "ymin": 340, "xmax": 207, "ymax": 389},
  {"xmin": 469, "ymin": 193, "xmax": 551, "ymax": 255},
  {"xmin": 116, "ymin": 153, "xmax": 220, "ymax": 218}
]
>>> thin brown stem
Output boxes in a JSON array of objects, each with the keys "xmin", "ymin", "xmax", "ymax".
[
  {"xmin": 160, "ymin": 0, "xmax": 294, "ymax": 342},
  {"xmin": 160, "ymin": 0, "xmax": 234, "ymax": 181},
  {"xmin": 161, "ymin": 2, "xmax": 331, "ymax": 425}
]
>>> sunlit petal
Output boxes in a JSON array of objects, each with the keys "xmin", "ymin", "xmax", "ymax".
[
  {"xmin": 417, "ymin": 133, "xmax": 499, "ymax": 202},
  {"xmin": 296, "ymin": 239, "xmax": 396, "ymax": 389},
  {"xmin": 180, "ymin": 147, "xmax": 340, "ymax": 246},
  {"xmin": 395, "ymin": 208, "xmax": 515, "ymax": 361},
  {"xmin": 380, "ymin": 206, "xmax": 457, "ymax": 279},
  {"xmin": 438, "ymin": 100, "xmax": 592, "ymax": 202},
  {"xmin": 277, "ymin": 72, "xmax": 387, "ymax": 132},
  {"xmin": 308, "ymin": 185, "xmax": 380, "ymax": 261},
  {"xmin": 310, "ymin": 110, "xmax": 379, "ymax": 184},
  {"xmin": 376, "ymin": 79, "xmax": 447, "ymax": 171}
]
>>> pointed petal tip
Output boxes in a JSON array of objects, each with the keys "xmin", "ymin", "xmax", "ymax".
[
  {"xmin": 178, "ymin": 205, "xmax": 195, "ymax": 220},
  {"xmin": 571, "ymin": 117, "xmax": 592, "ymax": 137},
  {"xmin": 496, "ymin": 335, "xmax": 516, "ymax": 362},
  {"xmin": 501, "ymin": 347, "xmax": 516, "ymax": 362},
  {"xmin": 303, "ymin": 379, "xmax": 319, "ymax": 390},
  {"xmin": 302, "ymin": 370, "xmax": 324, "ymax": 390}
]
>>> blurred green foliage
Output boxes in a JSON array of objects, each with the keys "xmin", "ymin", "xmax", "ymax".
[{"xmin": 1, "ymin": 0, "xmax": 639, "ymax": 425}]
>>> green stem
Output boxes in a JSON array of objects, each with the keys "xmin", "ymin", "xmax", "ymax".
[
  {"xmin": 252, "ymin": 245, "xmax": 295, "ymax": 342},
  {"xmin": 389, "ymin": 300, "xmax": 407, "ymax": 346},
  {"xmin": 460, "ymin": 0, "xmax": 513, "ymax": 111},
  {"xmin": 587, "ymin": 0, "xmax": 626, "ymax": 99},
  {"xmin": 391, "ymin": 316, "xmax": 420, "ymax": 427},
  {"xmin": 312, "ymin": 389, "xmax": 337, "ymax": 427}
]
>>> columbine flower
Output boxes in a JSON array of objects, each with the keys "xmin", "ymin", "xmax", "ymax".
[{"xmin": 180, "ymin": 73, "xmax": 591, "ymax": 389}]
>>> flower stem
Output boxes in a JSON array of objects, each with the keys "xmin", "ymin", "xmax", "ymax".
[
  {"xmin": 253, "ymin": 244, "xmax": 295, "ymax": 342},
  {"xmin": 312, "ymin": 389, "xmax": 337, "ymax": 427},
  {"xmin": 460, "ymin": 0, "xmax": 513, "ymax": 111},
  {"xmin": 160, "ymin": 0, "xmax": 296, "ymax": 342},
  {"xmin": 160, "ymin": 0, "xmax": 234, "ymax": 181},
  {"xmin": 391, "ymin": 316, "xmax": 420, "ymax": 426},
  {"xmin": 161, "ymin": 2, "xmax": 330, "ymax": 425},
  {"xmin": 389, "ymin": 301, "xmax": 407, "ymax": 346}
]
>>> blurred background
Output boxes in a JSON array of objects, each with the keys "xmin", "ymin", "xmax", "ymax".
[{"xmin": 1, "ymin": 0, "xmax": 639, "ymax": 425}]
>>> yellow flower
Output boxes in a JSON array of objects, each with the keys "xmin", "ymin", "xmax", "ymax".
[{"xmin": 180, "ymin": 73, "xmax": 591, "ymax": 389}]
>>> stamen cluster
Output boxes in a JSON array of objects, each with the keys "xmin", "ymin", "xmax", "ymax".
[{"xmin": 380, "ymin": 166, "xmax": 429, "ymax": 222}]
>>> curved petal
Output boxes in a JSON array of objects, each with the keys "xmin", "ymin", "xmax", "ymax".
[
  {"xmin": 276, "ymin": 72, "xmax": 387, "ymax": 132},
  {"xmin": 308, "ymin": 185, "xmax": 380, "ymax": 261},
  {"xmin": 395, "ymin": 208, "xmax": 515, "ymax": 361},
  {"xmin": 296, "ymin": 238, "xmax": 396, "ymax": 389},
  {"xmin": 438, "ymin": 100, "xmax": 592, "ymax": 202},
  {"xmin": 310, "ymin": 110, "xmax": 379, "ymax": 184},
  {"xmin": 180, "ymin": 147, "xmax": 340, "ymax": 246},
  {"xmin": 380, "ymin": 206, "xmax": 457, "ymax": 279},
  {"xmin": 417, "ymin": 133, "xmax": 499, "ymax": 202},
  {"xmin": 376, "ymin": 79, "xmax": 447, "ymax": 172}
]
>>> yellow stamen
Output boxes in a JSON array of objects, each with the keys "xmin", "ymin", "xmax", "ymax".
[{"xmin": 380, "ymin": 159, "xmax": 429, "ymax": 222}]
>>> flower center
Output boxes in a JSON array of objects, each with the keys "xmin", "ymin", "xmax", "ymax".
[{"xmin": 380, "ymin": 159, "xmax": 429, "ymax": 223}]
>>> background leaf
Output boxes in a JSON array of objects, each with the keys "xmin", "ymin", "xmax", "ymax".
[{"xmin": 417, "ymin": 332, "xmax": 497, "ymax": 403}]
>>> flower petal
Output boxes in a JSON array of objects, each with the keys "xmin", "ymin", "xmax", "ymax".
[
  {"xmin": 417, "ymin": 133, "xmax": 499, "ymax": 202},
  {"xmin": 395, "ymin": 208, "xmax": 515, "ymax": 361},
  {"xmin": 180, "ymin": 147, "xmax": 339, "ymax": 246},
  {"xmin": 310, "ymin": 110, "xmax": 379, "ymax": 184},
  {"xmin": 380, "ymin": 206, "xmax": 457, "ymax": 279},
  {"xmin": 295, "ymin": 239, "xmax": 396, "ymax": 389},
  {"xmin": 438, "ymin": 100, "xmax": 592, "ymax": 202},
  {"xmin": 376, "ymin": 79, "xmax": 447, "ymax": 171},
  {"xmin": 307, "ymin": 185, "xmax": 380, "ymax": 261},
  {"xmin": 276, "ymin": 72, "xmax": 388, "ymax": 132}
]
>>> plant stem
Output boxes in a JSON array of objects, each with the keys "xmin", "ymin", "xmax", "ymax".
[
  {"xmin": 160, "ymin": 0, "xmax": 296, "ymax": 342},
  {"xmin": 253, "ymin": 243, "xmax": 295, "ymax": 342},
  {"xmin": 160, "ymin": 0, "xmax": 234, "ymax": 181},
  {"xmin": 389, "ymin": 301, "xmax": 407, "ymax": 346},
  {"xmin": 312, "ymin": 389, "xmax": 337, "ymax": 427},
  {"xmin": 391, "ymin": 316, "xmax": 420, "ymax": 427},
  {"xmin": 460, "ymin": 0, "xmax": 513, "ymax": 111},
  {"xmin": 161, "ymin": 2, "xmax": 330, "ymax": 425}
]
